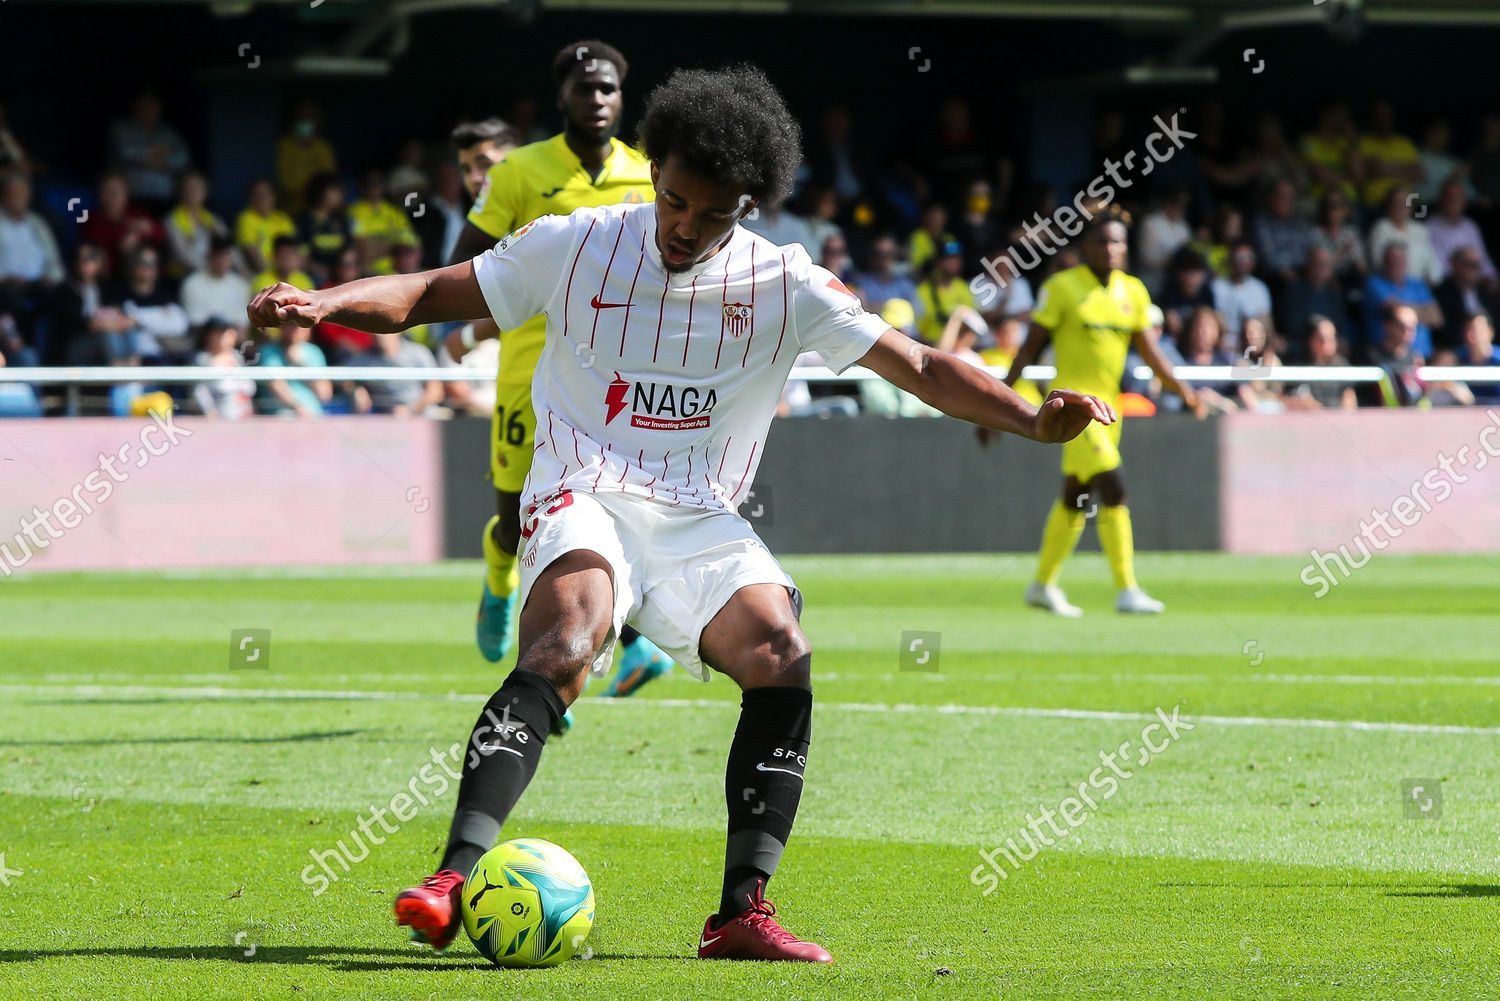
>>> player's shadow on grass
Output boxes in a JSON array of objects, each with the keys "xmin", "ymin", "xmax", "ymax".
[
  {"xmin": 1386, "ymin": 884, "xmax": 1500, "ymax": 898},
  {"xmin": 26, "ymin": 696, "xmax": 388, "ymax": 706},
  {"xmin": 0, "ymin": 728, "xmax": 371, "ymax": 748},
  {"xmin": 1161, "ymin": 881, "xmax": 1500, "ymax": 898},
  {"xmin": 0, "ymin": 946, "xmax": 478, "ymax": 971},
  {"xmin": 0, "ymin": 946, "xmax": 691, "ymax": 969}
]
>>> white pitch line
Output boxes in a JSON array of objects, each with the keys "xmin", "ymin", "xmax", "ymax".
[
  {"xmin": 814, "ymin": 671, "xmax": 1500, "ymax": 687},
  {"xmin": 1248, "ymin": 672, "xmax": 1500, "ymax": 687},
  {"xmin": 0, "ymin": 683, "xmax": 477, "ymax": 703},
  {"xmin": 629, "ymin": 698, "xmax": 1500, "ymax": 736},
  {"xmin": 26, "ymin": 669, "xmax": 1500, "ymax": 688},
  {"xmin": 2, "ymin": 683, "xmax": 1497, "ymax": 736}
]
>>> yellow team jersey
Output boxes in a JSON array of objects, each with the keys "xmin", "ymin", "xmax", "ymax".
[
  {"xmin": 168, "ymin": 206, "xmax": 221, "ymax": 242},
  {"xmin": 1032, "ymin": 265, "xmax": 1151, "ymax": 402},
  {"xmin": 1299, "ymin": 133, "xmax": 1357, "ymax": 201},
  {"xmin": 349, "ymin": 199, "xmax": 417, "ymax": 274},
  {"xmin": 914, "ymin": 276, "xmax": 977, "ymax": 344},
  {"xmin": 235, "ymin": 209, "xmax": 297, "ymax": 268},
  {"xmin": 468, "ymin": 134, "xmax": 654, "ymax": 386},
  {"xmin": 252, "ymin": 269, "xmax": 314, "ymax": 294},
  {"xmin": 166, "ymin": 206, "xmax": 224, "ymax": 277},
  {"xmin": 1187, "ymin": 239, "xmax": 1231, "ymax": 278},
  {"xmin": 907, "ymin": 228, "xmax": 955, "ymax": 276},
  {"xmin": 275, "ymin": 136, "xmax": 337, "ymax": 213},
  {"xmin": 1357, "ymin": 133, "xmax": 1420, "ymax": 207}
]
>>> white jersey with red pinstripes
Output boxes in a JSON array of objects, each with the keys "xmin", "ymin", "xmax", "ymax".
[{"xmin": 472, "ymin": 202, "xmax": 888, "ymax": 513}]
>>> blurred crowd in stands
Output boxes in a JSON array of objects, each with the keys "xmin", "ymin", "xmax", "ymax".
[{"xmin": 2, "ymin": 89, "xmax": 1499, "ymax": 418}]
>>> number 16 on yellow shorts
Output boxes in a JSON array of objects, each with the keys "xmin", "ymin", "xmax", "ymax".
[{"xmin": 491, "ymin": 382, "xmax": 537, "ymax": 493}]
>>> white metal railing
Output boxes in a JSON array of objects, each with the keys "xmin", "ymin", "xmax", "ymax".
[{"xmin": 4, "ymin": 364, "xmax": 1495, "ymax": 386}]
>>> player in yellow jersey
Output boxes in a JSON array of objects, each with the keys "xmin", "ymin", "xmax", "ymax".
[
  {"xmin": 444, "ymin": 40, "xmax": 676, "ymax": 695},
  {"xmin": 1004, "ymin": 216, "xmax": 1201, "ymax": 616}
]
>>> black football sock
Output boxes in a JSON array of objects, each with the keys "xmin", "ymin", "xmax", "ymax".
[
  {"xmin": 440, "ymin": 669, "xmax": 566, "ymax": 877},
  {"xmin": 620, "ymin": 624, "xmax": 642, "ymax": 647},
  {"xmin": 717, "ymin": 685, "xmax": 812, "ymax": 924}
]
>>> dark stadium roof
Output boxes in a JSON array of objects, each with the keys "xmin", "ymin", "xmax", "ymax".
[
  {"xmin": 542, "ymin": 0, "xmax": 1500, "ymax": 23},
  {"xmin": 30, "ymin": 0, "xmax": 1500, "ymax": 21}
]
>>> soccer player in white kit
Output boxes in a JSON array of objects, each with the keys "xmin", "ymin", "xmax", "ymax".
[{"xmin": 248, "ymin": 66, "xmax": 1115, "ymax": 964}]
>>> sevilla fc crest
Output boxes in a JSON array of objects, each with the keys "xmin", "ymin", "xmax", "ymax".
[{"xmin": 723, "ymin": 302, "xmax": 753, "ymax": 338}]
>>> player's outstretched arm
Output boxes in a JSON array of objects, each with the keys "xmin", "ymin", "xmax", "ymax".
[
  {"xmin": 246, "ymin": 262, "xmax": 490, "ymax": 333},
  {"xmin": 1003, "ymin": 320, "xmax": 1051, "ymax": 388},
  {"xmin": 1131, "ymin": 327, "xmax": 1204, "ymax": 415},
  {"xmin": 858, "ymin": 329, "xmax": 1116, "ymax": 444}
]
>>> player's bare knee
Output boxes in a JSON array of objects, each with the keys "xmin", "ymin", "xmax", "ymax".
[
  {"xmin": 751, "ymin": 622, "xmax": 813, "ymax": 690},
  {"xmin": 515, "ymin": 625, "xmax": 602, "ymax": 702}
]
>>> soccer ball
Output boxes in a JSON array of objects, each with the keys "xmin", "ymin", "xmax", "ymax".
[{"xmin": 461, "ymin": 838, "xmax": 595, "ymax": 967}]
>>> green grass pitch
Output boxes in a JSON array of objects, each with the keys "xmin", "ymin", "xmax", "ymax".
[{"xmin": 2, "ymin": 553, "xmax": 1497, "ymax": 999}]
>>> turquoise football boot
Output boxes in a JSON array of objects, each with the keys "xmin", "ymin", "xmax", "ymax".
[
  {"xmin": 604, "ymin": 635, "xmax": 674, "ymax": 697},
  {"xmin": 475, "ymin": 582, "xmax": 514, "ymax": 663}
]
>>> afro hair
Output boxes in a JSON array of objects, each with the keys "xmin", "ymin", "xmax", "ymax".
[{"xmin": 639, "ymin": 64, "xmax": 802, "ymax": 207}]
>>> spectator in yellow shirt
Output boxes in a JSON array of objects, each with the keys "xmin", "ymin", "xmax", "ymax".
[
  {"xmin": 915, "ymin": 240, "xmax": 979, "ymax": 344},
  {"xmin": 1299, "ymin": 99, "xmax": 1360, "ymax": 203},
  {"xmin": 164, "ymin": 171, "xmax": 229, "ymax": 280},
  {"xmin": 1359, "ymin": 99, "xmax": 1423, "ymax": 210},
  {"xmin": 1189, "ymin": 204, "xmax": 1244, "ymax": 278},
  {"xmin": 275, "ymin": 100, "xmax": 337, "ymax": 214},
  {"xmin": 907, "ymin": 202, "xmax": 955, "ymax": 276},
  {"xmin": 349, "ymin": 168, "xmax": 417, "ymax": 274},
  {"xmin": 235, "ymin": 179, "xmax": 296, "ymax": 274},
  {"xmin": 251, "ymin": 235, "xmax": 313, "ymax": 296}
]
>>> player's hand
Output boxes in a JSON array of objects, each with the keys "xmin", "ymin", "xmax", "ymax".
[
  {"xmin": 247, "ymin": 282, "xmax": 324, "ymax": 329},
  {"xmin": 1182, "ymin": 387, "xmax": 1208, "ymax": 419},
  {"xmin": 1030, "ymin": 389, "xmax": 1116, "ymax": 444}
]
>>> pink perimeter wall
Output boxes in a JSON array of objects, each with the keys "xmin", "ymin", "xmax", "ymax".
[
  {"xmin": 0, "ymin": 418, "xmax": 444, "ymax": 574},
  {"xmin": 1220, "ymin": 409, "xmax": 1500, "ymax": 555}
]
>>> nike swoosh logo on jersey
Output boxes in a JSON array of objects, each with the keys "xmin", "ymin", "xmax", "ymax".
[
  {"xmin": 477, "ymin": 743, "xmax": 524, "ymax": 757},
  {"xmin": 755, "ymin": 762, "xmax": 804, "ymax": 779},
  {"xmin": 590, "ymin": 293, "xmax": 631, "ymax": 309},
  {"xmin": 540, "ymin": 186, "xmax": 564, "ymax": 198},
  {"xmin": 700, "ymin": 933, "xmax": 723, "ymax": 949}
]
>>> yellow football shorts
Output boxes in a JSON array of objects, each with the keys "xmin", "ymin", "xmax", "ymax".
[
  {"xmin": 1061, "ymin": 412, "xmax": 1124, "ymax": 482},
  {"xmin": 490, "ymin": 381, "xmax": 537, "ymax": 493}
]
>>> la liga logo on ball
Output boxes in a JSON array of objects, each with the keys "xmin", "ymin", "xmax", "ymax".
[{"xmin": 461, "ymin": 838, "xmax": 595, "ymax": 967}]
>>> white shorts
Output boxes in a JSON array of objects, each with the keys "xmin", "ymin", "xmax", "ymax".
[{"xmin": 516, "ymin": 490, "xmax": 801, "ymax": 681}]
